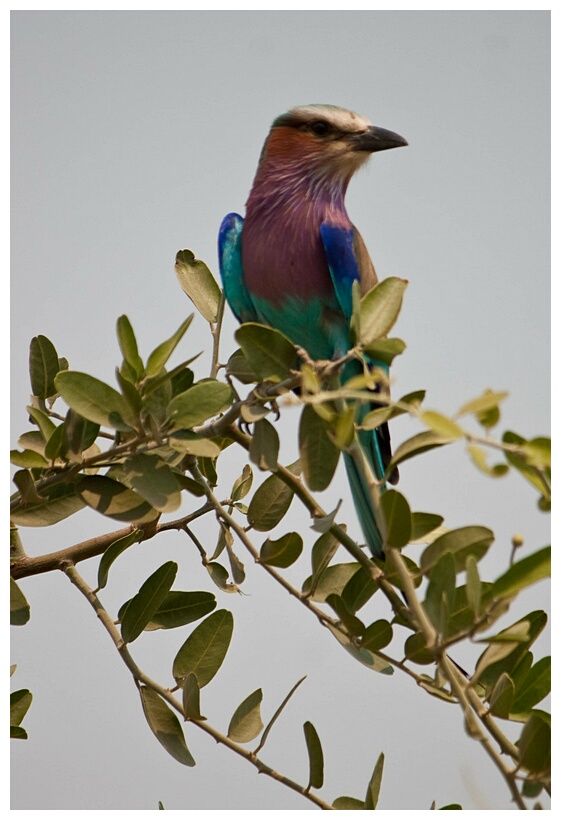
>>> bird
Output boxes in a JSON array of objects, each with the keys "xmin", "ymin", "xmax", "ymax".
[{"xmin": 218, "ymin": 104, "xmax": 407, "ymax": 557}]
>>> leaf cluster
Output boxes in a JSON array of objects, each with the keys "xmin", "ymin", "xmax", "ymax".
[{"xmin": 10, "ymin": 250, "xmax": 550, "ymax": 809}]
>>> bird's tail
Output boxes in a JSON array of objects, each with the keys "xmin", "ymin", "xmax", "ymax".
[
  {"xmin": 341, "ymin": 359, "xmax": 396, "ymax": 558},
  {"xmin": 343, "ymin": 430, "xmax": 385, "ymax": 558}
]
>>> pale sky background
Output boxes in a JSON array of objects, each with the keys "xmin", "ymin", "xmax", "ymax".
[{"xmin": 11, "ymin": 10, "xmax": 550, "ymax": 812}]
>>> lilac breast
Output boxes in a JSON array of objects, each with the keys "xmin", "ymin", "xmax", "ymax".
[{"xmin": 242, "ymin": 175, "xmax": 351, "ymax": 307}]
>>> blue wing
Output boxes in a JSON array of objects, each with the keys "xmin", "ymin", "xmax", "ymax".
[
  {"xmin": 320, "ymin": 221, "xmax": 397, "ymax": 557},
  {"xmin": 319, "ymin": 223, "xmax": 360, "ymax": 320},
  {"xmin": 218, "ymin": 213, "xmax": 258, "ymax": 323}
]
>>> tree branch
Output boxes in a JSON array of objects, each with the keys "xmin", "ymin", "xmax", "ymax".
[
  {"xmin": 63, "ymin": 562, "xmax": 335, "ymax": 810},
  {"xmin": 10, "ymin": 502, "xmax": 217, "ymax": 580}
]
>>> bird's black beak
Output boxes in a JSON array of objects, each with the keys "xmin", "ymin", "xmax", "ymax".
[{"xmin": 351, "ymin": 126, "xmax": 408, "ymax": 153}]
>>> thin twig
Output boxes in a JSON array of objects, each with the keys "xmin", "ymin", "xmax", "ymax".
[
  {"xmin": 63, "ymin": 562, "xmax": 334, "ymax": 810},
  {"xmin": 187, "ymin": 460, "xmax": 342, "ymax": 632},
  {"xmin": 10, "ymin": 502, "xmax": 217, "ymax": 580},
  {"xmin": 209, "ymin": 292, "xmax": 226, "ymax": 380}
]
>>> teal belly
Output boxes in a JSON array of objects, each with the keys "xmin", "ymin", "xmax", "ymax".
[{"xmin": 251, "ymin": 294, "xmax": 349, "ymax": 361}]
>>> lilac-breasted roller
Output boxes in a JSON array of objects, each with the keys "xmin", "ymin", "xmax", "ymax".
[{"xmin": 218, "ymin": 105, "xmax": 407, "ymax": 556}]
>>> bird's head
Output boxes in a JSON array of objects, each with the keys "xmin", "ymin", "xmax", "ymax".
[{"xmin": 257, "ymin": 104, "xmax": 407, "ymax": 187}]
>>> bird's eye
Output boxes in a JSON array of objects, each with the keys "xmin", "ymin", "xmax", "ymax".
[{"xmin": 309, "ymin": 120, "xmax": 331, "ymax": 137}]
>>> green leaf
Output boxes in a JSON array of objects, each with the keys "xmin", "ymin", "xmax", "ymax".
[
  {"xmin": 410, "ymin": 512, "xmax": 444, "ymax": 542},
  {"xmin": 457, "ymin": 390, "xmax": 509, "ymax": 418},
  {"xmin": 465, "ymin": 554, "xmax": 481, "ymax": 617},
  {"xmin": 10, "ymin": 689, "xmax": 33, "ymax": 727},
  {"xmin": 475, "ymin": 611, "xmax": 547, "ymax": 688},
  {"xmin": 10, "ymin": 577, "xmax": 30, "ymax": 625},
  {"xmin": 303, "ymin": 721, "xmax": 324, "ymax": 790},
  {"xmin": 60, "ymin": 409, "xmax": 97, "ymax": 462},
  {"xmin": 139, "ymin": 686, "xmax": 195, "ymax": 766},
  {"xmin": 509, "ymin": 650, "xmax": 534, "ymax": 696},
  {"xmin": 360, "ymin": 390, "xmax": 425, "ymax": 430},
  {"xmin": 502, "ymin": 430, "xmax": 550, "ymax": 497},
  {"xmin": 44, "ymin": 423, "xmax": 65, "ymax": 461},
  {"xmin": 121, "ymin": 561, "xmax": 178, "ymax": 643},
  {"xmin": 146, "ymin": 591, "xmax": 217, "ymax": 631},
  {"xmin": 511, "ymin": 657, "xmax": 551, "ymax": 714},
  {"xmin": 493, "ymin": 546, "xmax": 550, "ymax": 599},
  {"xmin": 361, "ymin": 619, "xmax": 393, "ymax": 652},
  {"xmin": 327, "ymin": 623, "xmax": 393, "ymax": 675},
  {"xmin": 332, "ymin": 797, "xmax": 364, "ymax": 809},
  {"xmin": 145, "ymin": 315, "xmax": 194, "ymax": 378},
  {"xmin": 10, "ymin": 449, "xmax": 48, "ymax": 469},
  {"xmin": 116, "ymin": 315, "xmax": 144, "ymax": 378},
  {"xmin": 445, "ymin": 582, "xmax": 498, "ymax": 638},
  {"xmin": 404, "ymin": 632, "xmax": 434, "ymax": 665},
  {"xmin": 167, "ymin": 380, "xmax": 233, "ymax": 429},
  {"xmin": 231, "ymin": 464, "xmax": 253, "ymax": 501},
  {"xmin": 120, "ymin": 453, "xmax": 181, "ymax": 513},
  {"xmin": 380, "ymin": 489, "xmax": 411, "ymax": 548},
  {"xmin": 364, "ymin": 751, "xmax": 385, "ymax": 810},
  {"xmin": 97, "ymin": 530, "xmax": 143, "ymax": 590},
  {"xmin": 389, "ymin": 430, "xmax": 456, "ymax": 470},
  {"xmin": 302, "ymin": 562, "xmax": 362, "ymax": 602},
  {"xmin": 521, "ymin": 780, "xmax": 544, "ymax": 799},
  {"xmin": 362, "ymin": 337, "xmax": 406, "ymax": 366},
  {"xmin": 517, "ymin": 711, "xmax": 551, "ymax": 776},
  {"xmin": 170, "ymin": 365, "xmax": 195, "ymax": 397},
  {"xmin": 235, "ymin": 322, "xmax": 298, "ymax": 382},
  {"xmin": 299, "ymin": 405, "xmax": 340, "ymax": 491},
  {"xmin": 420, "ymin": 411, "xmax": 464, "ymax": 440},
  {"xmin": 227, "ymin": 689, "xmax": 264, "ymax": 743},
  {"xmin": 10, "ymin": 483, "xmax": 87, "ymax": 527},
  {"xmin": 326, "ymin": 594, "xmax": 365, "ymax": 636},
  {"xmin": 424, "ymin": 552, "xmax": 456, "ymax": 634},
  {"xmin": 341, "ymin": 566, "xmax": 378, "ymax": 613},
  {"xmin": 78, "ymin": 475, "xmax": 159, "ymax": 523},
  {"xmin": 205, "ymin": 562, "xmax": 239, "ymax": 594},
  {"xmin": 253, "ymin": 676, "xmax": 306, "ymax": 755},
  {"xmin": 260, "ymin": 532, "xmax": 303, "ymax": 568},
  {"xmin": 488, "ymin": 672, "xmax": 515, "ymax": 718},
  {"xmin": 226, "ymin": 348, "xmax": 259, "ymax": 384},
  {"xmin": 29, "ymin": 335, "xmax": 59, "ymax": 399},
  {"xmin": 175, "ymin": 474, "xmax": 206, "ymax": 497},
  {"xmin": 18, "ymin": 430, "xmax": 47, "ymax": 455},
  {"xmin": 26, "ymin": 405, "xmax": 56, "ymax": 440},
  {"xmin": 398, "ymin": 388, "xmax": 426, "ymax": 409},
  {"xmin": 54, "ymin": 371, "xmax": 135, "ymax": 431},
  {"xmin": 168, "ymin": 431, "xmax": 222, "ymax": 458},
  {"xmin": 467, "ymin": 444, "xmax": 509, "ymax": 478},
  {"xmin": 247, "ymin": 461, "xmax": 302, "ymax": 531},
  {"xmin": 116, "ymin": 368, "xmax": 143, "ymax": 417},
  {"xmin": 173, "ymin": 609, "xmax": 234, "ymax": 687},
  {"xmin": 420, "ymin": 526, "xmax": 494, "ymax": 575},
  {"xmin": 522, "ymin": 437, "xmax": 551, "ymax": 469},
  {"xmin": 249, "ymin": 418, "xmax": 279, "ymax": 471},
  {"xmin": 311, "ymin": 500, "xmax": 343, "ymax": 533},
  {"xmin": 359, "ymin": 405, "xmax": 395, "ymax": 431},
  {"xmin": 309, "ymin": 531, "xmax": 340, "ymax": 594},
  {"xmin": 175, "ymin": 250, "xmax": 222, "ymax": 323},
  {"xmin": 182, "ymin": 673, "xmax": 206, "ymax": 721},
  {"xmin": 358, "ymin": 277, "xmax": 408, "ymax": 345},
  {"xmin": 11, "ymin": 726, "xmax": 28, "ymax": 740},
  {"xmin": 225, "ymin": 541, "xmax": 245, "ymax": 585}
]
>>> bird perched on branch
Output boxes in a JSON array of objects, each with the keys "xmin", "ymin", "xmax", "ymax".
[{"xmin": 219, "ymin": 104, "xmax": 407, "ymax": 556}]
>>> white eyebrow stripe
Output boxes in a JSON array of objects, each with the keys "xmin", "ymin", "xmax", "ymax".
[{"xmin": 288, "ymin": 105, "xmax": 372, "ymax": 133}]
